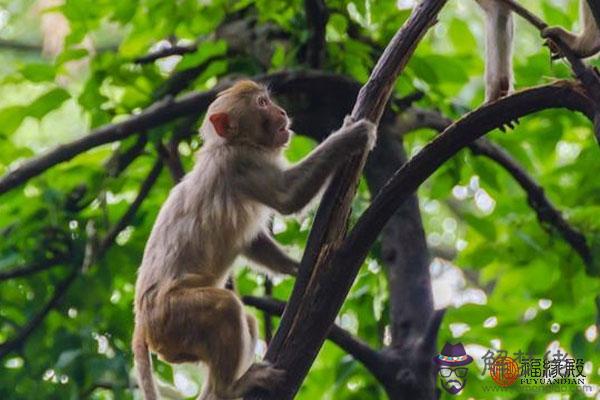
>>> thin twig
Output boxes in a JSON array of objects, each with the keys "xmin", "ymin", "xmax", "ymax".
[
  {"xmin": 0, "ymin": 266, "xmax": 78, "ymax": 359},
  {"xmin": 98, "ymin": 160, "xmax": 164, "ymax": 254},
  {"xmin": 135, "ymin": 43, "xmax": 198, "ymax": 64},
  {"xmin": 396, "ymin": 107, "xmax": 592, "ymax": 265},
  {"xmin": 0, "ymin": 256, "xmax": 64, "ymax": 282},
  {"xmin": 242, "ymin": 296, "xmax": 386, "ymax": 377},
  {"xmin": 0, "ymin": 158, "xmax": 164, "ymax": 360}
]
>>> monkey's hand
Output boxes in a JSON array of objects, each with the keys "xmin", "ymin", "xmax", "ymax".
[
  {"xmin": 542, "ymin": 26, "xmax": 568, "ymax": 59},
  {"xmin": 245, "ymin": 362, "xmax": 286, "ymax": 393},
  {"xmin": 342, "ymin": 116, "xmax": 377, "ymax": 151}
]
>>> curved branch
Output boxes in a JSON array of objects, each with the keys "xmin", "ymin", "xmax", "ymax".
[
  {"xmin": 0, "ymin": 94, "xmax": 201, "ymax": 196},
  {"xmin": 344, "ymin": 82, "xmax": 595, "ymax": 277},
  {"xmin": 0, "ymin": 70, "xmax": 355, "ymax": 197}
]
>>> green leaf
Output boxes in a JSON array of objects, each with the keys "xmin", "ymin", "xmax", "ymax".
[{"xmin": 20, "ymin": 64, "xmax": 56, "ymax": 82}]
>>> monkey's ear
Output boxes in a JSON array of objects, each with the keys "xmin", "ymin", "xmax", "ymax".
[{"xmin": 209, "ymin": 113, "xmax": 231, "ymax": 138}]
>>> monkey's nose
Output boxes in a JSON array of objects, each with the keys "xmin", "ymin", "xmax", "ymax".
[{"xmin": 278, "ymin": 108, "xmax": 287, "ymax": 117}]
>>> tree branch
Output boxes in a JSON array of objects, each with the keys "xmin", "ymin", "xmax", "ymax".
[
  {"xmin": 469, "ymin": 138, "xmax": 591, "ymax": 265},
  {"xmin": 98, "ymin": 160, "xmax": 164, "ymax": 254},
  {"xmin": 343, "ymin": 82, "xmax": 596, "ymax": 285},
  {"xmin": 0, "ymin": 265, "xmax": 78, "ymax": 359},
  {"xmin": 304, "ymin": 0, "xmax": 329, "ymax": 68},
  {"xmin": 242, "ymin": 296, "xmax": 388, "ymax": 381},
  {"xmin": 254, "ymin": 1, "xmax": 448, "ymax": 398},
  {"xmin": 0, "ymin": 70, "xmax": 360, "ymax": 197},
  {"xmin": 134, "ymin": 43, "xmax": 198, "ymax": 64},
  {"xmin": 0, "ymin": 93, "xmax": 210, "ymax": 196},
  {"xmin": 0, "ymin": 256, "xmax": 64, "ymax": 282},
  {"xmin": 396, "ymin": 107, "xmax": 592, "ymax": 266}
]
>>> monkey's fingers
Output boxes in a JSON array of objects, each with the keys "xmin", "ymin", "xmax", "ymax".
[
  {"xmin": 543, "ymin": 40, "xmax": 563, "ymax": 60},
  {"xmin": 246, "ymin": 362, "xmax": 287, "ymax": 393}
]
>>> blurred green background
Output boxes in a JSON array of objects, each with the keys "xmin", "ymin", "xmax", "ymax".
[{"xmin": 0, "ymin": 0, "xmax": 598, "ymax": 399}]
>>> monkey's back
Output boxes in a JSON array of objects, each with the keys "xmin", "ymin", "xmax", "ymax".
[{"xmin": 135, "ymin": 145, "xmax": 272, "ymax": 307}]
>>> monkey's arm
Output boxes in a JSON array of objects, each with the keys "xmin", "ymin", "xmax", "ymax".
[
  {"xmin": 237, "ymin": 119, "xmax": 375, "ymax": 214},
  {"xmin": 243, "ymin": 232, "xmax": 299, "ymax": 276},
  {"xmin": 542, "ymin": 0, "xmax": 600, "ymax": 58},
  {"xmin": 265, "ymin": 119, "xmax": 376, "ymax": 214}
]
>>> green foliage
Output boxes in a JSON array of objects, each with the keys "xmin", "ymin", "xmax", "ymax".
[{"xmin": 0, "ymin": 0, "xmax": 598, "ymax": 399}]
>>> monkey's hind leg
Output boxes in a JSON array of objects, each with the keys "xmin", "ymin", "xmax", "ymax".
[{"xmin": 169, "ymin": 287, "xmax": 283, "ymax": 400}]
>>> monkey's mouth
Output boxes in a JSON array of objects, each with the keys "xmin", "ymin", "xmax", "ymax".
[{"xmin": 273, "ymin": 123, "xmax": 290, "ymax": 147}]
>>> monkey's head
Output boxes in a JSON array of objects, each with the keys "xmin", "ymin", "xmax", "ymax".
[{"xmin": 201, "ymin": 80, "xmax": 291, "ymax": 149}]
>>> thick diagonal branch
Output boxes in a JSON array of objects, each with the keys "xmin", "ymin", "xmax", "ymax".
[{"xmin": 254, "ymin": 1, "xmax": 448, "ymax": 399}]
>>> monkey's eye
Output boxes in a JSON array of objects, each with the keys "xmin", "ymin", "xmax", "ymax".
[{"xmin": 257, "ymin": 96, "xmax": 269, "ymax": 107}]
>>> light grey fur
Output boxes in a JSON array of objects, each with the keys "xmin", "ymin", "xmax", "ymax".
[{"xmin": 477, "ymin": 0, "xmax": 514, "ymax": 101}]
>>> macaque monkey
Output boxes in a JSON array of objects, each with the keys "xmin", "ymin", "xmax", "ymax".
[
  {"xmin": 132, "ymin": 80, "xmax": 377, "ymax": 400},
  {"xmin": 476, "ymin": 0, "xmax": 600, "ymax": 102}
]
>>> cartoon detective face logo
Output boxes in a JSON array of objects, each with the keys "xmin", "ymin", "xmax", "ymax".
[{"xmin": 433, "ymin": 342, "xmax": 473, "ymax": 395}]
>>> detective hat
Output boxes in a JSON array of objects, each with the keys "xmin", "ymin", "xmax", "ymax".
[{"xmin": 433, "ymin": 342, "xmax": 473, "ymax": 367}]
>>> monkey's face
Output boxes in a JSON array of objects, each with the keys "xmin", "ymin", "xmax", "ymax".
[
  {"xmin": 247, "ymin": 92, "xmax": 290, "ymax": 149},
  {"xmin": 207, "ymin": 81, "xmax": 291, "ymax": 149}
]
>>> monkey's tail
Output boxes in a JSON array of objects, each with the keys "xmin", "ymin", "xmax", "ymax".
[{"xmin": 133, "ymin": 325, "xmax": 159, "ymax": 400}]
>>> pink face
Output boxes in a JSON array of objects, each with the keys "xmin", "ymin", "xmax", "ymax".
[{"xmin": 255, "ymin": 93, "xmax": 290, "ymax": 148}]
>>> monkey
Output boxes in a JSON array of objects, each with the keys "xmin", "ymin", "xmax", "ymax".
[
  {"xmin": 132, "ymin": 80, "xmax": 377, "ymax": 400},
  {"xmin": 476, "ymin": 0, "xmax": 600, "ymax": 102},
  {"xmin": 476, "ymin": 0, "xmax": 515, "ymax": 102},
  {"xmin": 542, "ymin": 0, "xmax": 600, "ymax": 59}
]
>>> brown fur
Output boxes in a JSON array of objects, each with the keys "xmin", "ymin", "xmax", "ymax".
[{"xmin": 133, "ymin": 80, "xmax": 377, "ymax": 399}]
